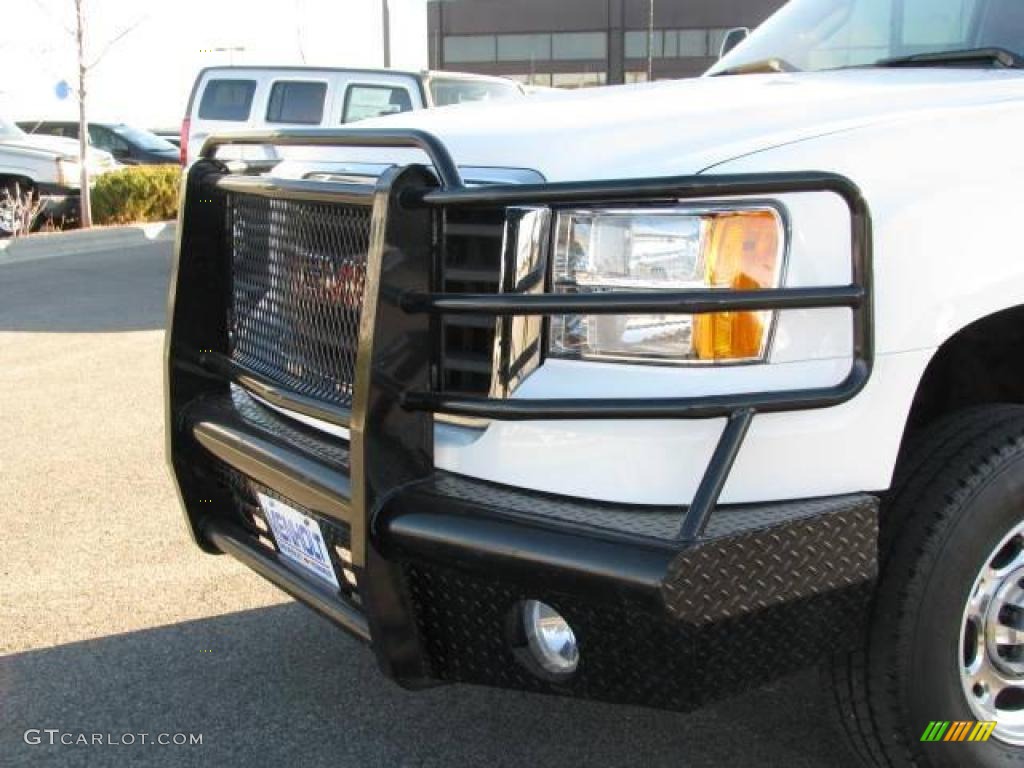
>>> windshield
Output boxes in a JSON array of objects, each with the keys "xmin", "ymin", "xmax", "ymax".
[
  {"xmin": 429, "ymin": 78, "xmax": 522, "ymax": 107},
  {"xmin": 707, "ymin": 0, "xmax": 1024, "ymax": 74},
  {"xmin": 110, "ymin": 124, "xmax": 176, "ymax": 152},
  {"xmin": 0, "ymin": 117, "xmax": 26, "ymax": 141}
]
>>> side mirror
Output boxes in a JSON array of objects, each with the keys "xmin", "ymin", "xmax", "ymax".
[{"xmin": 719, "ymin": 27, "xmax": 750, "ymax": 59}]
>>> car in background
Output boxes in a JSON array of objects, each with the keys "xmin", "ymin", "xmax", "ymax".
[
  {"xmin": 150, "ymin": 128, "xmax": 181, "ymax": 148},
  {"xmin": 0, "ymin": 116, "xmax": 114, "ymax": 236},
  {"xmin": 18, "ymin": 121, "xmax": 179, "ymax": 165},
  {"xmin": 181, "ymin": 66, "xmax": 524, "ymax": 167}
]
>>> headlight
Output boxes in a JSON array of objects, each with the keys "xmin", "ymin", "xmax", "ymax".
[
  {"xmin": 549, "ymin": 206, "xmax": 784, "ymax": 363},
  {"xmin": 56, "ymin": 157, "xmax": 81, "ymax": 188}
]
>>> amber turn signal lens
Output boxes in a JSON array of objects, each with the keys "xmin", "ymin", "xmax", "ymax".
[{"xmin": 694, "ymin": 211, "xmax": 781, "ymax": 361}]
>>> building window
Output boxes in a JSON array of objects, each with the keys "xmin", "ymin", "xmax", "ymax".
[
  {"xmin": 497, "ymin": 33, "xmax": 552, "ymax": 61},
  {"xmin": 625, "ymin": 28, "xmax": 721, "ymax": 60},
  {"xmin": 625, "ymin": 30, "xmax": 649, "ymax": 59},
  {"xmin": 625, "ymin": 71, "xmax": 649, "ymax": 84},
  {"xmin": 648, "ymin": 30, "xmax": 665, "ymax": 57},
  {"xmin": 678, "ymin": 29, "xmax": 709, "ymax": 57},
  {"xmin": 551, "ymin": 32, "xmax": 607, "ymax": 60},
  {"xmin": 551, "ymin": 71, "xmax": 607, "ymax": 89},
  {"xmin": 444, "ymin": 35, "xmax": 497, "ymax": 63},
  {"xmin": 663, "ymin": 30, "xmax": 679, "ymax": 58}
]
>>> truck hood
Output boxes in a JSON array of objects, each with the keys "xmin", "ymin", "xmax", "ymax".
[{"xmin": 345, "ymin": 68, "xmax": 1024, "ymax": 181}]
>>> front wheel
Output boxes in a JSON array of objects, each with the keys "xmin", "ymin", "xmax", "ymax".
[
  {"xmin": 961, "ymin": 519, "xmax": 1024, "ymax": 746},
  {"xmin": 830, "ymin": 405, "xmax": 1024, "ymax": 768}
]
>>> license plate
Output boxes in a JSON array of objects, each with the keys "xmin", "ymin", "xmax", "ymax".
[{"xmin": 258, "ymin": 493, "xmax": 340, "ymax": 589}]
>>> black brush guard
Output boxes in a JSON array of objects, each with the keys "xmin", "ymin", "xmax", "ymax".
[{"xmin": 166, "ymin": 129, "xmax": 879, "ymax": 709}]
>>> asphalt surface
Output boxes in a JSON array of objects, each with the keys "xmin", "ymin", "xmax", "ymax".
[{"xmin": 0, "ymin": 241, "xmax": 861, "ymax": 768}]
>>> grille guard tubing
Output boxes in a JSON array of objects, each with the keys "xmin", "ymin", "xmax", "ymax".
[
  {"xmin": 168, "ymin": 127, "xmax": 872, "ymax": 554},
  {"xmin": 165, "ymin": 127, "xmax": 876, "ymax": 704}
]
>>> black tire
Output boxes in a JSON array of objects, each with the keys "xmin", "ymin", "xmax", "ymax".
[{"xmin": 830, "ymin": 405, "xmax": 1024, "ymax": 768}]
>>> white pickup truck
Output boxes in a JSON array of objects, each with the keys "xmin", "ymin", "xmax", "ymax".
[
  {"xmin": 166, "ymin": 1, "xmax": 1024, "ymax": 766},
  {"xmin": 0, "ymin": 116, "xmax": 114, "ymax": 236}
]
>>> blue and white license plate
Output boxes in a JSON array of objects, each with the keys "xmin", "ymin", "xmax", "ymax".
[{"xmin": 258, "ymin": 493, "xmax": 340, "ymax": 589}]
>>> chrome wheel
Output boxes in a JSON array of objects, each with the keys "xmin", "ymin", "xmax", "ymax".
[{"xmin": 961, "ymin": 520, "xmax": 1024, "ymax": 745}]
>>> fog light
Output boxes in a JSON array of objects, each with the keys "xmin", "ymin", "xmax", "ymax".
[{"xmin": 522, "ymin": 600, "xmax": 579, "ymax": 677}]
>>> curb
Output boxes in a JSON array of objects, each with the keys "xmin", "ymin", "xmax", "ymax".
[{"xmin": 0, "ymin": 221, "xmax": 176, "ymax": 264}]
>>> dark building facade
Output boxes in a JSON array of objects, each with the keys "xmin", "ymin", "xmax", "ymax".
[{"xmin": 427, "ymin": 0, "xmax": 786, "ymax": 88}]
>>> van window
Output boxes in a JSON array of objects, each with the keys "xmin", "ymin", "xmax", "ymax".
[
  {"xmin": 198, "ymin": 79, "xmax": 256, "ymax": 121},
  {"xmin": 342, "ymin": 84, "xmax": 414, "ymax": 123},
  {"xmin": 266, "ymin": 81, "xmax": 327, "ymax": 124}
]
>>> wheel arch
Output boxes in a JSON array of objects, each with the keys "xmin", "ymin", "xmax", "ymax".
[{"xmin": 898, "ymin": 304, "xmax": 1024, "ymax": 463}]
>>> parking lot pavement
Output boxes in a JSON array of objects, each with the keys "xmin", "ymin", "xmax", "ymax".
[{"xmin": 0, "ymin": 241, "xmax": 860, "ymax": 768}]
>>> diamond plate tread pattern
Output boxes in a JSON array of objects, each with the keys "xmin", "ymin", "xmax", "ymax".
[
  {"xmin": 400, "ymin": 493, "xmax": 877, "ymax": 711},
  {"xmin": 403, "ymin": 560, "xmax": 873, "ymax": 712},
  {"xmin": 663, "ymin": 495, "xmax": 878, "ymax": 624},
  {"xmin": 426, "ymin": 473, "xmax": 687, "ymax": 540},
  {"xmin": 426, "ymin": 471, "xmax": 876, "ymax": 547},
  {"xmin": 405, "ymin": 563, "xmax": 699, "ymax": 710},
  {"xmin": 702, "ymin": 494, "xmax": 873, "ymax": 538}
]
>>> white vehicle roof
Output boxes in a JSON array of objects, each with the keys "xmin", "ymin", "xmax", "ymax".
[{"xmin": 182, "ymin": 65, "xmax": 524, "ymax": 166}]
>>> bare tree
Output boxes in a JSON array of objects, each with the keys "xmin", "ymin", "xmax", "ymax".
[
  {"xmin": 74, "ymin": 0, "xmax": 91, "ymax": 227},
  {"xmin": 67, "ymin": 0, "xmax": 145, "ymax": 228},
  {"xmin": 294, "ymin": 0, "xmax": 307, "ymax": 64}
]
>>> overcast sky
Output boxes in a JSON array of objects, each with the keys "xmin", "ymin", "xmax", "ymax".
[{"xmin": 1, "ymin": 0, "xmax": 428, "ymax": 128}]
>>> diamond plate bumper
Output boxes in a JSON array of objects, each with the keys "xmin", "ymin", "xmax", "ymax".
[
  {"xmin": 175, "ymin": 385, "xmax": 878, "ymax": 711},
  {"xmin": 379, "ymin": 475, "xmax": 878, "ymax": 710}
]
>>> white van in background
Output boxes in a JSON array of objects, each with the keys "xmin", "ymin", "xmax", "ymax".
[{"xmin": 180, "ymin": 66, "xmax": 525, "ymax": 167}]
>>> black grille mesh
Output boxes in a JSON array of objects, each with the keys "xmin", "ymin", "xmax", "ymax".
[{"xmin": 227, "ymin": 193, "xmax": 371, "ymax": 410}]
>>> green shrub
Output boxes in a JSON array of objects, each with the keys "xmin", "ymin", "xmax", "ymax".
[{"xmin": 91, "ymin": 165, "xmax": 181, "ymax": 226}]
